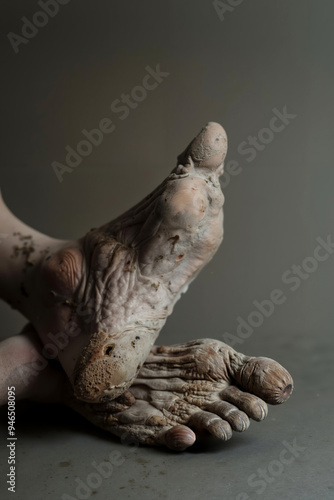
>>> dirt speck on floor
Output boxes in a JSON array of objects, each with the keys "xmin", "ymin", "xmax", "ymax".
[{"xmin": 59, "ymin": 461, "xmax": 71, "ymax": 467}]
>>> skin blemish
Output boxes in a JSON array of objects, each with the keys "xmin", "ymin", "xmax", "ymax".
[
  {"xmin": 11, "ymin": 241, "xmax": 35, "ymax": 261},
  {"xmin": 131, "ymin": 341, "xmax": 136, "ymax": 348},
  {"xmin": 39, "ymin": 246, "xmax": 50, "ymax": 256},
  {"xmin": 168, "ymin": 235, "xmax": 180, "ymax": 246},
  {"xmin": 135, "ymin": 336, "xmax": 140, "ymax": 340},
  {"xmin": 104, "ymin": 344, "xmax": 115, "ymax": 356},
  {"xmin": 175, "ymin": 254, "xmax": 184, "ymax": 262},
  {"xmin": 11, "ymin": 245, "xmax": 19, "ymax": 257},
  {"xmin": 63, "ymin": 299, "xmax": 77, "ymax": 308}
]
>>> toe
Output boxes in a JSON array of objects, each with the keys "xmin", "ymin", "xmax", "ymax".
[
  {"xmin": 234, "ymin": 356, "xmax": 294, "ymax": 405},
  {"xmin": 178, "ymin": 122, "xmax": 227, "ymax": 171},
  {"xmin": 220, "ymin": 386, "xmax": 268, "ymax": 422},
  {"xmin": 187, "ymin": 411, "xmax": 233, "ymax": 441},
  {"xmin": 205, "ymin": 401, "xmax": 250, "ymax": 432},
  {"xmin": 163, "ymin": 425, "xmax": 196, "ymax": 451}
]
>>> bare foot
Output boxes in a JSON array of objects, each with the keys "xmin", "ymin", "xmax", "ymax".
[
  {"xmin": 66, "ymin": 339, "xmax": 293, "ymax": 451},
  {"xmin": 0, "ymin": 122, "xmax": 228, "ymax": 403},
  {"xmin": 0, "ymin": 123, "xmax": 294, "ymax": 452}
]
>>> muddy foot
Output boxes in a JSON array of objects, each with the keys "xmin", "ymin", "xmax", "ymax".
[
  {"xmin": 30, "ymin": 122, "xmax": 228, "ymax": 403},
  {"xmin": 67, "ymin": 339, "xmax": 293, "ymax": 451}
]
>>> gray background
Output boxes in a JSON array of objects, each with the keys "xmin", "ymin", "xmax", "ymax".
[{"xmin": 0, "ymin": 1, "xmax": 333, "ymax": 499}]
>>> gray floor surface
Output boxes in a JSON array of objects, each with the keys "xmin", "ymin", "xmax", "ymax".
[{"xmin": 0, "ymin": 325, "xmax": 333, "ymax": 500}]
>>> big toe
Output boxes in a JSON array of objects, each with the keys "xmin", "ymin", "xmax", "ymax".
[
  {"xmin": 178, "ymin": 122, "xmax": 228, "ymax": 171},
  {"xmin": 235, "ymin": 356, "xmax": 294, "ymax": 405}
]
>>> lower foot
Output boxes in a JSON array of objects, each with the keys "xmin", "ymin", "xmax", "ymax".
[{"xmin": 66, "ymin": 339, "xmax": 293, "ymax": 451}]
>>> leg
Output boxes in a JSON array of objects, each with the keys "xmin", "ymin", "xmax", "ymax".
[{"xmin": 0, "ymin": 324, "xmax": 66, "ymax": 406}]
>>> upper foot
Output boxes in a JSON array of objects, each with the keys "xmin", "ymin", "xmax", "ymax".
[{"xmin": 13, "ymin": 123, "xmax": 228, "ymax": 402}]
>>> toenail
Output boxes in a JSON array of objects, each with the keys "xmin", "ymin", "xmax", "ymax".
[
  {"xmin": 281, "ymin": 384, "xmax": 293, "ymax": 400},
  {"xmin": 257, "ymin": 403, "xmax": 268, "ymax": 420},
  {"xmin": 165, "ymin": 426, "xmax": 196, "ymax": 451}
]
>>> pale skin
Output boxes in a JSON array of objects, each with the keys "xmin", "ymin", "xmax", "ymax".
[{"xmin": 0, "ymin": 123, "xmax": 293, "ymax": 451}]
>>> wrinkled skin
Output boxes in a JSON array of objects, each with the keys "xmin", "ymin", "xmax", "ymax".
[
  {"xmin": 66, "ymin": 338, "xmax": 292, "ymax": 450},
  {"xmin": 0, "ymin": 123, "xmax": 293, "ymax": 451}
]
